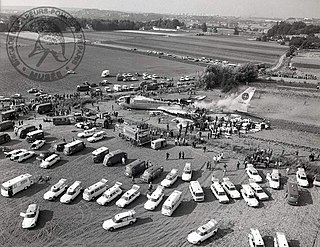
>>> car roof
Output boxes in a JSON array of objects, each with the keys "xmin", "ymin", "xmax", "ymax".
[
  {"xmin": 250, "ymin": 228, "xmax": 264, "ymax": 244},
  {"xmin": 213, "ymin": 182, "xmax": 225, "ymax": 192},
  {"xmin": 249, "ymin": 182, "xmax": 263, "ymax": 191},
  {"xmin": 105, "ymin": 182, "xmax": 122, "ymax": 194},
  {"xmin": 184, "ymin": 162, "xmax": 191, "ymax": 171},
  {"xmin": 52, "ymin": 179, "xmax": 67, "ymax": 189},
  {"xmin": 164, "ymin": 190, "xmax": 182, "ymax": 205},
  {"xmin": 198, "ymin": 219, "xmax": 218, "ymax": 233},
  {"xmin": 92, "ymin": 147, "xmax": 109, "ymax": 155},
  {"xmin": 190, "ymin": 181, "xmax": 203, "ymax": 192},
  {"xmin": 26, "ymin": 204, "xmax": 38, "ymax": 213},
  {"xmin": 86, "ymin": 179, "xmax": 108, "ymax": 191},
  {"xmin": 222, "ymin": 178, "xmax": 235, "ymax": 187},
  {"xmin": 297, "ymin": 168, "xmax": 306, "ymax": 176},
  {"xmin": 115, "ymin": 210, "xmax": 136, "ymax": 220},
  {"xmin": 275, "ymin": 232, "xmax": 289, "ymax": 247},
  {"xmin": 242, "ymin": 184, "xmax": 254, "ymax": 194},
  {"xmin": 68, "ymin": 181, "xmax": 82, "ymax": 191},
  {"xmin": 150, "ymin": 185, "xmax": 164, "ymax": 199}
]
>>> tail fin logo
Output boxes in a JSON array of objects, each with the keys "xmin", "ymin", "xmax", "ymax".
[{"xmin": 242, "ymin": 92, "xmax": 249, "ymax": 101}]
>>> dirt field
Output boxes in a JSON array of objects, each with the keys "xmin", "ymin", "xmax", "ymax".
[{"xmin": 0, "ymin": 33, "xmax": 320, "ymax": 247}]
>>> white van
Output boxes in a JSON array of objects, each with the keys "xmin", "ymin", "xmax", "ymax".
[
  {"xmin": 1, "ymin": 173, "xmax": 33, "ymax": 197},
  {"xmin": 83, "ymin": 179, "xmax": 108, "ymax": 201},
  {"xmin": 274, "ymin": 232, "xmax": 289, "ymax": 247},
  {"xmin": 151, "ymin": 138, "xmax": 167, "ymax": 150},
  {"xmin": 162, "ymin": 190, "xmax": 182, "ymax": 216},
  {"xmin": 189, "ymin": 181, "xmax": 205, "ymax": 202}
]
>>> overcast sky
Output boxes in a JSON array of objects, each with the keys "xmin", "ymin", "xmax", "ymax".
[{"xmin": 2, "ymin": 0, "xmax": 320, "ymax": 18}]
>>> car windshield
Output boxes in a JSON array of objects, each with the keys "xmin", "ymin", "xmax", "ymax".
[
  {"xmin": 150, "ymin": 197, "xmax": 158, "ymax": 202},
  {"xmin": 252, "ymin": 171, "xmax": 258, "ymax": 175},
  {"xmin": 272, "ymin": 177, "xmax": 279, "ymax": 182},
  {"xmin": 25, "ymin": 212, "xmax": 36, "ymax": 218},
  {"xmin": 184, "ymin": 170, "xmax": 191, "ymax": 174},
  {"xmin": 228, "ymin": 186, "xmax": 235, "ymax": 191},
  {"xmin": 67, "ymin": 190, "xmax": 75, "ymax": 195},
  {"xmin": 113, "ymin": 217, "xmax": 121, "ymax": 223},
  {"xmin": 247, "ymin": 193, "xmax": 255, "ymax": 198},
  {"xmin": 195, "ymin": 229, "xmax": 205, "ymax": 236},
  {"xmin": 300, "ymin": 175, "xmax": 307, "ymax": 180},
  {"xmin": 218, "ymin": 191, "xmax": 226, "ymax": 196},
  {"xmin": 123, "ymin": 195, "xmax": 130, "ymax": 201},
  {"xmin": 167, "ymin": 173, "xmax": 175, "ymax": 180},
  {"xmin": 256, "ymin": 189, "xmax": 263, "ymax": 194},
  {"xmin": 1, "ymin": 186, "xmax": 8, "ymax": 191},
  {"xmin": 195, "ymin": 192, "xmax": 203, "ymax": 197},
  {"xmin": 52, "ymin": 187, "xmax": 60, "ymax": 192}
]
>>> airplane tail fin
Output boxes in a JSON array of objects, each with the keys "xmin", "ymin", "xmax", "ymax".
[{"xmin": 229, "ymin": 87, "xmax": 256, "ymax": 112}]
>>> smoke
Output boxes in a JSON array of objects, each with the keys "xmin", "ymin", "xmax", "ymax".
[{"xmin": 193, "ymin": 93, "xmax": 238, "ymax": 111}]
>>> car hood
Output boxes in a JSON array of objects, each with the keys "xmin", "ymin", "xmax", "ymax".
[
  {"xmin": 97, "ymin": 196, "xmax": 108, "ymax": 205},
  {"xmin": 87, "ymin": 137, "xmax": 94, "ymax": 141},
  {"xmin": 182, "ymin": 174, "xmax": 191, "ymax": 181},
  {"xmin": 144, "ymin": 200, "xmax": 157, "ymax": 210},
  {"xmin": 247, "ymin": 198, "xmax": 259, "ymax": 207},
  {"xmin": 219, "ymin": 195, "xmax": 229, "ymax": 203},
  {"xmin": 252, "ymin": 175, "xmax": 262, "ymax": 182},
  {"xmin": 22, "ymin": 218, "xmax": 36, "ymax": 228},
  {"xmin": 102, "ymin": 219, "xmax": 116, "ymax": 230},
  {"xmin": 40, "ymin": 161, "xmax": 49, "ymax": 167},
  {"xmin": 44, "ymin": 191, "xmax": 57, "ymax": 199},
  {"xmin": 187, "ymin": 232, "xmax": 202, "ymax": 244},
  {"xmin": 269, "ymin": 180, "xmax": 280, "ymax": 188},
  {"xmin": 161, "ymin": 179, "xmax": 171, "ymax": 187},
  {"xmin": 116, "ymin": 198, "xmax": 127, "ymax": 207},
  {"xmin": 298, "ymin": 180, "xmax": 309, "ymax": 186},
  {"xmin": 230, "ymin": 191, "xmax": 241, "ymax": 199},
  {"xmin": 60, "ymin": 194, "xmax": 73, "ymax": 203}
]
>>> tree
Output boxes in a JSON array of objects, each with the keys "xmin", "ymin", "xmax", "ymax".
[
  {"xmin": 201, "ymin": 23, "xmax": 207, "ymax": 32},
  {"xmin": 235, "ymin": 63, "xmax": 258, "ymax": 83},
  {"xmin": 234, "ymin": 27, "xmax": 239, "ymax": 35}
]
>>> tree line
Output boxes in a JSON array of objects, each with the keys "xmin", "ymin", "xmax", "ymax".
[
  {"xmin": 1, "ymin": 15, "xmax": 184, "ymax": 32},
  {"xmin": 267, "ymin": 21, "xmax": 320, "ymax": 37},
  {"xmin": 200, "ymin": 63, "xmax": 258, "ymax": 92}
]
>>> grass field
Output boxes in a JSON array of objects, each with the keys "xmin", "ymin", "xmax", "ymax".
[
  {"xmin": 0, "ymin": 33, "xmax": 204, "ymax": 97},
  {"xmin": 81, "ymin": 31, "xmax": 287, "ymax": 65}
]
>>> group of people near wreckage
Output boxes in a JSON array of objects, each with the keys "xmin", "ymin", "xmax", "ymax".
[
  {"xmin": 244, "ymin": 148, "xmax": 273, "ymax": 168},
  {"xmin": 208, "ymin": 116, "xmax": 264, "ymax": 138}
]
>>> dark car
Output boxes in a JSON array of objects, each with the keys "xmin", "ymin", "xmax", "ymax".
[
  {"xmin": 37, "ymin": 151, "xmax": 55, "ymax": 161},
  {"xmin": 141, "ymin": 166, "xmax": 164, "ymax": 183}
]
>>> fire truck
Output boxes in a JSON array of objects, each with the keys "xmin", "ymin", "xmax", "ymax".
[{"xmin": 118, "ymin": 123, "xmax": 151, "ymax": 146}]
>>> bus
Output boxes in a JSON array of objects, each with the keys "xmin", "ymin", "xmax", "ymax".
[
  {"xmin": 0, "ymin": 120, "xmax": 14, "ymax": 131},
  {"xmin": 26, "ymin": 130, "xmax": 44, "ymax": 143},
  {"xmin": 17, "ymin": 125, "xmax": 37, "ymax": 139},
  {"xmin": 0, "ymin": 109, "xmax": 17, "ymax": 121},
  {"xmin": 63, "ymin": 140, "xmax": 86, "ymax": 155},
  {"xmin": 0, "ymin": 133, "xmax": 11, "ymax": 145},
  {"xmin": 1, "ymin": 173, "xmax": 33, "ymax": 197},
  {"xmin": 36, "ymin": 103, "xmax": 52, "ymax": 114},
  {"xmin": 52, "ymin": 116, "xmax": 72, "ymax": 126},
  {"xmin": 77, "ymin": 85, "xmax": 91, "ymax": 92}
]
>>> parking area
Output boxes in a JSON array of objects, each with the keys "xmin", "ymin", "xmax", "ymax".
[{"xmin": 1, "ymin": 109, "xmax": 320, "ymax": 247}]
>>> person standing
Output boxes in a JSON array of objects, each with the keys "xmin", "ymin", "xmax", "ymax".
[
  {"xmin": 182, "ymin": 151, "xmax": 185, "ymax": 159},
  {"xmin": 178, "ymin": 151, "xmax": 181, "ymax": 159},
  {"xmin": 237, "ymin": 161, "xmax": 240, "ymax": 170},
  {"xmin": 166, "ymin": 152, "xmax": 170, "ymax": 160}
]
